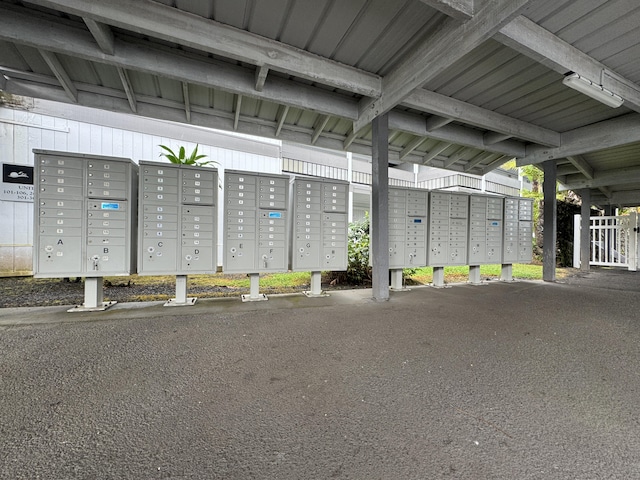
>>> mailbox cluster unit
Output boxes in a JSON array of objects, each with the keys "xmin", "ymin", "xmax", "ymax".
[
  {"xmin": 388, "ymin": 187, "xmax": 429, "ymax": 268},
  {"xmin": 503, "ymin": 197, "xmax": 534, "ymax": 263},
  {"xmin": 290, "ymin": 177, "xmax": 349, "ymax": 271},
  {"xmin": 468, "ymin": 194, "xmax": 504, "ymax": 265},
  {"xmin": 138, "ymin": 161, "xmax": 217, "ymax": 275},
  {"xmin": 381, "ymin": 188, "xmax": 533, "ymax": 277},
  {"xmin": 427, "ymin": 191, "xmax": 469, "ymax": 267},
  {"xmin": 33, "ymin": 150, "xmax": 138, "ymax": 278},
  {"xmin": 223, "ymin": 171, "xmax": 290, "ymax": 273}
]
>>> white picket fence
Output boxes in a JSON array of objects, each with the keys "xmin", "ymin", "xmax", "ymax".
[{"xmin": 574, "ymin": 213, "xmax": 639, "ymax": 271}]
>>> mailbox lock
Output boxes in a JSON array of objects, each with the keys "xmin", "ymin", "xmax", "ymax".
[
  {"xmin": 91, "ymin": 255, "xmax": 100, "ymax": 270},
  {"xmin": 45, "ymin": 245, "xmax": 54, "ymax": 253}
]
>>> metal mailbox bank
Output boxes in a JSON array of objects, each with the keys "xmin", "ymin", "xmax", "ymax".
[
  {"xmin": 138, "ymin": 160, "xmax": 218, "ymax": 305},
  {"xmin": 290, "ymin": 177, "xmax": 349, "ymax": 296},
  {"xmin": 33, "ymin": 150, "xmax": 138, "ymax": 310},
  {"xmin": 388, "ymin": 186, "xmax": 429, "ymax": 290},
  {"xmin": 427, "ymin": 191, "xmax": 469, "ymax": 286},
  {"xmin": 501, "ymin": 197, "xmax": 534, "ymax": 281},
  {"xmin": 223, "ymin": 170, "xmax": 290, "ymax": 300},
  {"xmin": 468, "ymin": 194, "xmax": 504, "ymax": 284}
]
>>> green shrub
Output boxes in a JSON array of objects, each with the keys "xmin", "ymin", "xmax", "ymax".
[{"xmin": 345, "ymin": 213, "xmax": 372, "ymax": 284}]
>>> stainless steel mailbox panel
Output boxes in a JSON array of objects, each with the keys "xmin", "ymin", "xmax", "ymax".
[
  {"xmin": 138, "ymin": 161, "xmax": 217, "ymax": 275},
  {"xmin": 468, "ymin": 195, "xmax": 504, "ymax": 265},
  {"xmin": 290, "ymin": 177, "xmax": 349, "ymax": 272},
  {"xmin": 387, "ymin": 187, "xmax": 429, "ymax": 269},
  {"xmin": 427, "ymin": 191, "xmax": 469, "ymax": 267},
  {"xmin": 224, "ymin": 170, "xmax": 290, "ymax": 273},
  {"xmin": 502, "ymin": 197, "xmax": 533, "ymax": 263},
  {"xmin": 33, "ymin": 150, "xmax": 138, "ymax": 278}
]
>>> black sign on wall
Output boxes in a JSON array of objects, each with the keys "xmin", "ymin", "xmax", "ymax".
[
  {"xmin": 1, "ymin": 163, "xmax": 35, "ymax": 202},
  {"xmin": 3, "ymin": 163, "xmax": 34, "ymax": 185}
]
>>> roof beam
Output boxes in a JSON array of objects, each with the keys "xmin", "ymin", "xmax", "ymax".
[
  {"xmin": 484, "ymin": 132, "xmax": 512, "ymax": 145},
  {"xmin": 418, "ymin": 0, "xmax": 473, "ymax": 21},
  {"xmin": 400, "ymin": 136, "xmax": 428, "ymax": 160},
  {"xmin": 463, "ymin": 151, "xmax": 494, "ymax": 172},
  {"xmin": 0, "ymin": 6, "xmax": 359, "ymax": 119},
  {"xmin": 38, "ymin": 49, "xmax": 77, "ymax": 102},
  {"xmin": 591, "ymin": 190, "xmax": 640, "ymax": 207},
  {"xmin": 559, "ymin": 166, "xmax": 640, "ymax": 191},
  {"xmin": 116, "ymin": 66, "xmax": 137, "ymax": 113},
  {"xmin": 275, "ymin": 105, "xmax": 289, "ymax": 137},
  {"xmin": 311, "ymin": 115, "xmax": 330, "ymax": 145},
  {"xmin": 2, "ymin": 59, "xmax": 530, "ymax": 165},
  {"xmin": 443, "ymin": 147, "xmax": 468, "ymax": 168},
  {"xmin": 598, "ymin": 186, "xmax": 612, "ymax": 199},
  {"xmin": 1, "ymin": 72, "xmax": 387, "ymax": 160},
  {"xmin": 481, "ymin": 155, "xmax": 510, "ymax": 175},
  {"xmin": 426, "ymin": 115, "xmax": 454, "ymax": 131},
  {"xmin": 404, "ymin": 88, "xmax": 560, "ymax": 146},
  {"xmin": 343, "ymin": 128, "xmax": 359, "ymax": 150},
  {"xmin": 255, "ymin": 65, "xmax": 269, "ymax": 92},
  {"xmin": 519, "ymin": 114, "xmax": 640, "ymax": 165},
  {"xmin": 353, "ymin": 0, "xmax": 532, "ymax": 133},
  {"xmin": 22, "ymin": 0, "xmax": 381, "ymax": 97},
  {"xmin": 83, "ymin": 18, "xmax": 114, "ymax": 55},
  {"xmin": 233, "ymin": 94, "xmax": 242, "ymax": 130},
  {"xmin": 423, "ymin": 142, "xmax": 451, "ymax": 166},
  {"xmin": 496, "ymin": 16, "xmax": 640, "ymax": 113},
  {"xmin": 389, "ymin": 110, "xmax": 526, "ymax": 157},
  {"xmin": 567, "ymin": 155, "xmax": 593, "ymax": 180},
  {"xmin": 182, "ymin": 82, "xmax": 191, "ymax": 122}
]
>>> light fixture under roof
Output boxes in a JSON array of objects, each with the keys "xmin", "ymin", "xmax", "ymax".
[{"xmin": 562, "ymin": 73, "xmax": 624, "ymax": 108}]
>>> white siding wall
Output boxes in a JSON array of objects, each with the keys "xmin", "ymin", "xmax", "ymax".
[{"xmin": 0, "ymin": 106, "xmax": 281, "ymax": 275}]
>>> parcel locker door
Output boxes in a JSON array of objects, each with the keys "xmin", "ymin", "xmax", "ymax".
[
  {"xmin": 293, "ymin": 212, "xmax": 322, "ymax": 271},
  {"xmin": 180, "ymin": 205, "xmax": 216, "ymax": 272},
  {"xmin": 224, "ymin": 208, "xmax": 257, "ymax": 272},
  {"xmin": 85, "ymin": 200, "xmax": 130, "ymax": 275},
  {"xmin": 258, "ymin": 210, "xmax": 288, "ymax": 271},
  {"xmin": 36, "ymin": 236, "xmax": 83, "ymax": 275},
  {"xmin": 322, "ymin": 213, "xmax": 347, "ymax": 270}
]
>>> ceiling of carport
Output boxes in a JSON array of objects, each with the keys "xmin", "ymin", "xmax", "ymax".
[{"xmin": 1, "ymin": 0, "xmax": 640, "ymax": 206}]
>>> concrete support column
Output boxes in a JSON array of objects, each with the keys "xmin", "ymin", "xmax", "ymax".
[
  {"xmin": 347, "ymin": 152, "xmax": 354, "ymax": 223},
  {"xmin": 371, "ymin": 114, "xmax": 390, "ymax": 302},
  {"xmin": 580, "ymin": 189, "xmax": 591, "ymax": 271},
  {"xmin": 542, "ymin": 160, "xmax": 557, "ymax": 282}
]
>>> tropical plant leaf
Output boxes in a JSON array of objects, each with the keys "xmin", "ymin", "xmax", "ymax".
[{"xmin": 158, "ymin": 144, "xmax": 211, "ymax": 167}]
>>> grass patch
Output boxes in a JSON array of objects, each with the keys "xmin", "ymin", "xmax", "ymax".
[
  {"xmin": 104, "ymin": 271, "xmax": 311, "ymax": 289},
  {"xmin": 406, "ymin": 264, "xmax": 570, "ymax": 285}
]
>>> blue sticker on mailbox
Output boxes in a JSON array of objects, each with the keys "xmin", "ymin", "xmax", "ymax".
[
  {"xmin": 268, "ymin": 212, "xmax": 282, "ymax": 218},
  {"xmin": 101, "ymin": 202, "xmax": 120, "ymax": 210},
  {"xmin": 490, "ymin": 221, "xmax": 500, "ymax": 226},
  {"xmin": 413, "ymin": 218, "xmax": 422, "ymax": 223}
]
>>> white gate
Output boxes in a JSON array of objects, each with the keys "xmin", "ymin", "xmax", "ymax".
[{"xmin": 574, "ymin": 213, "xmax": 639, "ymax": 270}]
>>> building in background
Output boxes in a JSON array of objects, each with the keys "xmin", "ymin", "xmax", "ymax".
[{"xmin": 0, "ymin": 97, "xmax": 529, "ymax": 276}]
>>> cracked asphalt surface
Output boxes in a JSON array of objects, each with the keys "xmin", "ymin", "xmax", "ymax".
[{"xmin": 1, "ymin": 269, "xmax": 639, "ymax": 479}]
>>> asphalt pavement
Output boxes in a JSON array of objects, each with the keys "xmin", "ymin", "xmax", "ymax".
[{"xmin": 1, "ymin": 269, "xmax": 639, "ymax": 479}]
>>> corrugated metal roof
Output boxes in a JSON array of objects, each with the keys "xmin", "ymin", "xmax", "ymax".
[{"xmin": 1, "ymin": 0, "xmax": 640, "ymax": 205}]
